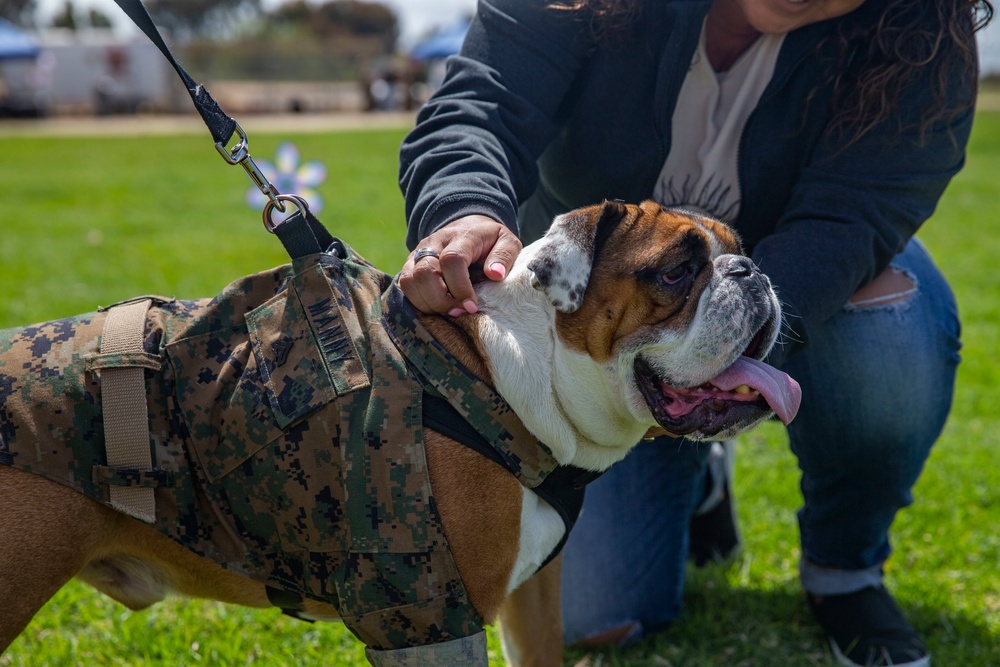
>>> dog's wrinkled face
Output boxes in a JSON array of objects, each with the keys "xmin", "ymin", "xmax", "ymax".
[{"xmin": 527, "ymin": 200, "xmax": 800, "ymax": 442}]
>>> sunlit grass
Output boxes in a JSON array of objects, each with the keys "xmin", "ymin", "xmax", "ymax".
[{"xmin": 1, "ymin": 114, "xmax": 997, "ymax": 665}]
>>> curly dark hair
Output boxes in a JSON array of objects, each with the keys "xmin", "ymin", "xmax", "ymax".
[
  {"xmin": 548, "ymin": 0, "xmax": 645, "ymax": 44},
  {"xmin": 825, "ymin": 0, "xmax": 993, "ymax": 145},
  {"xmin": 549, "ymin": 0, "xmax": 994, "ymax": 145}
]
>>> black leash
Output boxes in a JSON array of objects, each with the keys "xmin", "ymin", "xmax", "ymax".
[
  {"xmin": 112, "ymin": 0, "xmax": 329, "ymax": 260},
  {"xmin": 112, "ymin": 0, "xmax": 234, "ymax": 147}
]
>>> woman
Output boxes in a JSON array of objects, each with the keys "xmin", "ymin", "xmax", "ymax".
[{"xmin": 397, "ymin": 0, "xmax": 991, "ymax": 664}]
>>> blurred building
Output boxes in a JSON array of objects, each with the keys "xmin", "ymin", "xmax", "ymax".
[
  {"xmin": 39, "ymin": 30, "xmax": 183, "ymax": 115},
  {"xmin": 1, "ymin": 24, "xmax": 189, "ymax": 117}
]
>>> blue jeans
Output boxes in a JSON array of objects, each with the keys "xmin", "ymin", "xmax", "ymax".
[{"xmin": 560, "ymin": 239, "xmax": 961, "ymax": 644}]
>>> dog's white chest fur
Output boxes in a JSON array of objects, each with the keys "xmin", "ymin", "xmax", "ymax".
[
  {"xmin": 508, "ymin": 488, "xmax": 564, "ymax": 594},
  {"xmin": 473, "ymin": 244, "xmax": 652, "ymax": 472}
]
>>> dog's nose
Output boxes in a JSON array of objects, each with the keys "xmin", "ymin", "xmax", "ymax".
[{"xmin": 723, "ymin": 256, "xmax": 756, "ymax": 278}]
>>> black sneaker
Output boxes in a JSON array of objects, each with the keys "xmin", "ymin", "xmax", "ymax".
[
  {"xmin": 688, "ymin": 441, "xmax": 741, "ymax": 567},
  {"xmin": 808, "ymin": 586, "xmax": 930, "ymax": 666}
]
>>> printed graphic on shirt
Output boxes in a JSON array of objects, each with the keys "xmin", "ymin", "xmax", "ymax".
[{"xmin": 655, "ymin": 173, "xmax": 739, "ymax": 222}]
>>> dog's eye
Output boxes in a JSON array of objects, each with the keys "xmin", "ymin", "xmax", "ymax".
[{"xmin": 660, "ymin": 265, "xmax": 689, "ymax": 285}]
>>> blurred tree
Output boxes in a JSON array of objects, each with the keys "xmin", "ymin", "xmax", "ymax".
[
  {"xmin": 146, "ymin": 0, "xmax": 261, "ymax": 39},
  {"xmin": 51, "ymin": 0, "xmax": 76, "ymax": 30},
  {"xmin": 0, "ymin": 0, "xmax": 37, "ymax": 28},
  {"xmin": 88, "ymin": 8, "xmax": 113, "ymax": 29},
  {"xmin": 270, "ymin": 0, "xmax": 398, "ymax": 51},
  {"xmin": 47, "ymin": 2, "xmax": 114, "ymax": 30},
  {"xmin": 177, "ymin": 0, "xmax": 400, "ymax": 82},
  {"xmin": 0, "ymin": 0, "xmax": 37, "ymax": 27}
]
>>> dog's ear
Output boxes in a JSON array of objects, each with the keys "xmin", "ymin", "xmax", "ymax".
[{"xmin": 528, "ymin": 200, "xmax": 630, "ymax": 313}]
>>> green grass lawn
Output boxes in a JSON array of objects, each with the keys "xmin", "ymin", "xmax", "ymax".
[{"xmin": 0, "ymin": 115, "xmax": 997, "ymax": 666}]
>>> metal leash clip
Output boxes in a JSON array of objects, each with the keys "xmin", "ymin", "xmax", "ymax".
[
  {"xmin": 262, "ymin": 194, "xmax": 310, "ymax": 233},
  {"xmin": 112, "ymin": 0, "xmax": 316, "ymax": 238},
  {"xmin": 214, "ymin": 121, "xmax": 284, "ymax": 213}
]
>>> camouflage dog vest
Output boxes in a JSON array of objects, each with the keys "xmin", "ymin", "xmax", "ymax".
[{"xmin": 0, "ymin": 213, "xmax": 592, "ymax": 664}]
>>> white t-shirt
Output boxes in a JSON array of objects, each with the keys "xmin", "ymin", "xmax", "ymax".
[{"xmin": 652, "ymin": 22, "xmax": 785, "ymax": 223}]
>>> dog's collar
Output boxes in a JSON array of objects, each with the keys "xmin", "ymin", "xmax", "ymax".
[{"xmin": 382, "ymin": 282, "xmax": 564, "ymax": 489}]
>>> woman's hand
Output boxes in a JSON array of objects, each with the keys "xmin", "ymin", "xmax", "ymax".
[{"xmin": 399, "ymin": 215, "xmax": 522, "ymax": 315}]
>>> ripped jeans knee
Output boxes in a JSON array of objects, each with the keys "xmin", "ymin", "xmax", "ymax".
[{"xmin": 846, "ymin": 264, "xmax": 918, "ymax": 310}]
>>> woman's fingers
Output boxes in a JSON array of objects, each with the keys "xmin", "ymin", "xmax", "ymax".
[{"xmin": 399, "ymin": 215, "xmax": 522, "ymax": 314}]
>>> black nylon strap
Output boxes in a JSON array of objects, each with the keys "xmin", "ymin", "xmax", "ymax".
[
  {"xmin": 112, "ymin": 0, "xmax": 236, "ymax": 146},
  {"xmin": 421, "ymin": 374, "xmax": 602, "ymax": 571},
  {"xmin": 265, "ymin": 585, "xmax": 315, "ymax": 623},
  {"xmin": 274, "ymin": 208, "xmax": 338, "ymax": 260},
  {"xmin": 422, "ymin": 392, "xmax": 509, "ymax": 472}
]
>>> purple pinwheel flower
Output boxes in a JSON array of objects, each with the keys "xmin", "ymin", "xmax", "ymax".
[{"xmin": 246, "ymin": 142, "xmax": 327, "ymax": 213}]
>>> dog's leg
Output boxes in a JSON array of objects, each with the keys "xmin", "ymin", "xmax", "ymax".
[
  {"xmin": 0, "ymin": 465, "xmax": 287, "ymax": 653},
  {"xmin": 498, "ymin": 556, "xmax": 564, "ymax": 667},
  {"xmin": 0, "ymin": 467, "xmax": 110, "ymax": 652},
  {"xmin": 76, "ymin": 521, "xmax": 274, "ymax": 613}
]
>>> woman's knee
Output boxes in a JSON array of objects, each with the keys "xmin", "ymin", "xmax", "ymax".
[{"xmin": 783, "ymin": 244, "xmax": 960, "ymax": 465}]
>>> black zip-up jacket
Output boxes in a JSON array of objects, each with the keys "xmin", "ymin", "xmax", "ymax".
[{"xmin": 399, "ymin": 0, "xmax": 975, "ymax": 365}]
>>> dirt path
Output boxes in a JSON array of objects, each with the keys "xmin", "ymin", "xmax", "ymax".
[
  {"xmin": 0, "ymin": 111, "xmax": 417, "ymax": 138},
  {"xmin": 977, "ymin": 89, "xmax": 1000, "ymax": 112},
  {"xmin": 4, "ymin": 90, "xmax": 999, "ymax": 139}
]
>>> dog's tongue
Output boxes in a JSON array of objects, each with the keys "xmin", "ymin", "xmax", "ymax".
[{"xmin": 710, "ymin": 356, "xmax": 802, "ymax": 425}]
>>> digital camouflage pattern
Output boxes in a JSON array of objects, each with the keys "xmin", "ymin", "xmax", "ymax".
[
  {"xmin": 0, "ymin": 244, "xmax": 492, "ymax": 658},
  {"xmin": 382, "ymin": 286, "xmax": 561, "ymax": 490}
]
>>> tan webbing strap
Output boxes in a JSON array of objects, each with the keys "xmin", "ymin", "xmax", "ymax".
[{"xmin": 100, "ymin": 298, "xmax": 156, "ymax": 523}]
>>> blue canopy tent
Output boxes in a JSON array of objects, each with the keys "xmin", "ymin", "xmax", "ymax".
[
  {"xmin": 409, "ymin": 20, "xmax": 469, "ymax": 61},
  {"xmin": 0, "ymin": 18, "xmax": 45, "ymax": 116},
  {"xmin": 0, "ymin": 18, "xmax": 40, "ymax": 60}
]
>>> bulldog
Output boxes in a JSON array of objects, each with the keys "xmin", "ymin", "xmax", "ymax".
[{"xmin": 0, "ymin": 200, "xmax": 800, "ymax": 666}]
